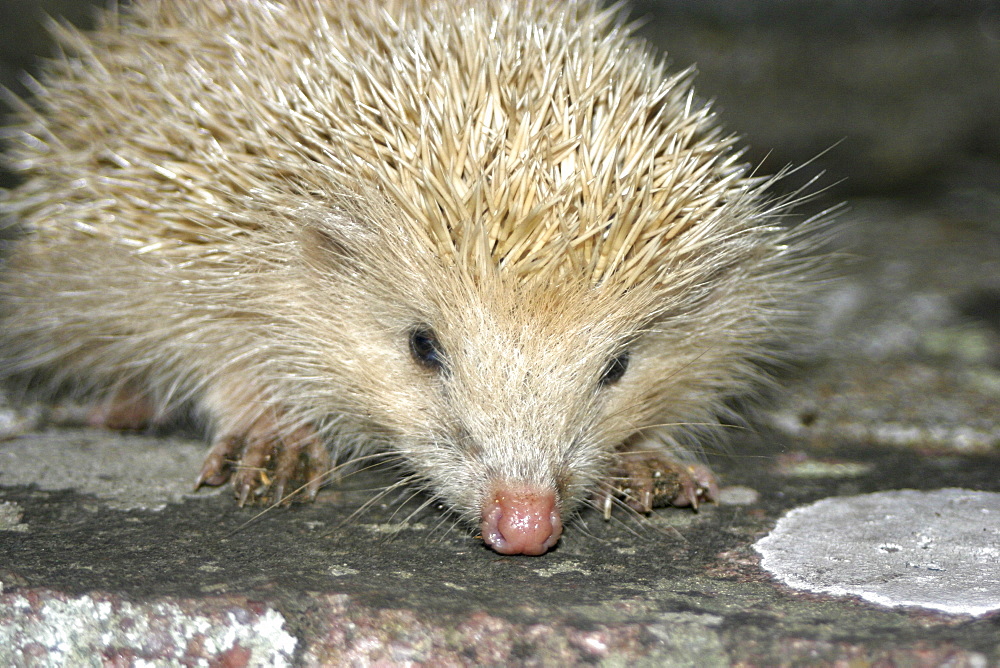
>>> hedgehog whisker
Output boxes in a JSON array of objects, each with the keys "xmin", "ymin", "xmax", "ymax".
[{"xmin": 328, "ymin": 477, "xmax": 417, "ymax": 535}]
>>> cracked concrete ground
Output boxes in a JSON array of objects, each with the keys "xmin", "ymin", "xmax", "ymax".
[{"xmin": 1, "ymin": 0, "xmax": 999, "ymax": 665}]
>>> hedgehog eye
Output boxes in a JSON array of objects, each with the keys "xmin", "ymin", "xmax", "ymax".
[
  {"xmin": 599, "ymin": 351, "xmax": 630, "ymax": 386},
  {"xmin": 409, "ymin": 326, "xmax": 445, "ymax": 372}
]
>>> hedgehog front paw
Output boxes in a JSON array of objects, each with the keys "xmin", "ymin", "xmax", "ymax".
[
  {"xmin": 597, "ymin": 448, "xmax": 718, "ymax": 519},
  {"xmin": 195, "ymin": 423, "xmax": 331, "ymax": 506}
]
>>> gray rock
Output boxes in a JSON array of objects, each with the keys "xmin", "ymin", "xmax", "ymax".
[
  {"xmin": 755, "ymin": 489, "xmax": 1000, "ymax": 616},
  {"xmin": 0, "ymin": 591, "xmax": 297, "ymax": 667}
]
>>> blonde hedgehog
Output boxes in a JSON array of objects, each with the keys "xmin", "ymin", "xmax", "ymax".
[{"xmin": 1, "ymin": 0, "xmax": 823, "ymax": 555}]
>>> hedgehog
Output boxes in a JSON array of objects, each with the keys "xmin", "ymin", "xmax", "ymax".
[{"xmin": 0, "ymin": 0, "xmax": 823, "ymax": 555}]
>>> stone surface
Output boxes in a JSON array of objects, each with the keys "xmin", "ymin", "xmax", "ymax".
[
  {"xmin": 0, "ymin": 428, "xmax": 220, "ymax": 511},
  {"xmin": 0, "ymin": 590, "xmax": 297, "ymax": 667},
  {"xmin": 765, "ymin": 201, "xmax": 1000, "ymax": 458},
  {"xmin": 755, "ymin": 489, "xmax": 1000, "ymax": 616}
]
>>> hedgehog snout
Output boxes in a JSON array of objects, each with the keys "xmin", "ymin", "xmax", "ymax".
[{"xmin": 480, "ymin": 483, "xmax": 563, "ymax": 555}]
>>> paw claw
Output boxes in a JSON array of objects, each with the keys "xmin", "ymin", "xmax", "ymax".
[
  {"xmin": 272, "ymin": 483, "xmax": 286, "ymax": 506},
  {"xmin": 304, "ymin": 476, "xmax": 321, "ymax": 502},
  {"xmin": 237, "ymin": 482, "xmax": 253, "ymax": 508},
  {"xmin": 304, "ymin": 438, "xmax": 332, "ymax": 501},
  {"xmin": 193, "ymin": 471, "xmax": 211, "ymax": 492},
  {"xmin": 194, "ymin": 437, "xmax": 238, "ymax": 489}
]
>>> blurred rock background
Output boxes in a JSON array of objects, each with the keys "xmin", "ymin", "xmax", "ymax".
[{"xmin": 632, "ymin": 0, "xmax": 1000, "ymax": 202}]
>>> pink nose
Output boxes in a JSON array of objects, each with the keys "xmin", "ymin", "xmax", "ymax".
[{"xmin": 480, "ymin": 485, "xmax": 563, "ymax": 555}]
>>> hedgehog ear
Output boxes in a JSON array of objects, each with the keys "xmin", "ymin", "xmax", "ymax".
[{"xmin": 298, "ymin": 210, "xmax": 373, "ymax": 269}]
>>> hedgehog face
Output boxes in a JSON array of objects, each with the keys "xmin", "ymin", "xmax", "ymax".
[
  {"xmin": 295, "ymin": 202, "xmax": 743, "ymax": 554},
  {"xmin": 362, "ymin": 274, "xmax": 661, "ymax": 549}
]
